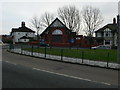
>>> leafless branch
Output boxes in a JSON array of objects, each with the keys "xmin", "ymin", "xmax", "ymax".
[
  {"xmin": 81, "ymin": 6, "xmax": 104, "ymax": 36},
  {"xmin": 30, "ymin": 16, "xmax": 42, "ymax": 35},
  {"xmin": 41, "ymin": 12, "xmax": 54, "ymax": 28},
  {"xmin": 57, "ymin": 5, "xmax": 81, "ymax": 35}
]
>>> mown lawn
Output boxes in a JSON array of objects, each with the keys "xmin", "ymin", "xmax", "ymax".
[{"xmin": 24, "ymin": 47, "xmax": 117, "ymax": 62}]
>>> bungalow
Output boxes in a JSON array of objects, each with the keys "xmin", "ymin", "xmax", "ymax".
[{"xmin": 10, "ymin": 22, "xmax": 35, "ymax": 44}]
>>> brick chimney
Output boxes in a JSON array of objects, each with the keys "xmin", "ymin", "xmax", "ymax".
[
  {"xmin": 113, "ymin": 18, "xmax": 116, "ymax": 24},
  {"xmin": 21, "ymin": 21, "xmax": 25, "ymax": 27}
]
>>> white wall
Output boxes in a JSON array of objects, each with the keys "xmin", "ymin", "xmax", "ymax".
[
  {"xmin": 114, "ymin": 32, "xmax": 117, "ymax": 46},
  {"xmin": 19, "ymin": 39, "xmax": 29, "ymax": 42},
  {"xmin": 96, "ymin": 33, "xmax": 102, "ymax": 37},
  {"xmin": 13, "ymin": 32, "xmax": 35, "ymax": 43}
]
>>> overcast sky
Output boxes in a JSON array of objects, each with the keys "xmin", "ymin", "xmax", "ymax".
[{"xmin": 0, "ymin": 0, "xmax": 119, "ymax": 35}]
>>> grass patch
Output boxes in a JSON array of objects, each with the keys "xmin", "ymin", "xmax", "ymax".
[{"xmin": 23, "ymin": 47, "xmax": 117, "ymax": 62}]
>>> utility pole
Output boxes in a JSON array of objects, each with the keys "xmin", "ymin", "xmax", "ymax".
[
  {"xmin": 117, "ymin": 14, "xmax": 120, "ymax": 64},
  {"xmin": 117, "ymin": 1, "xmax": 120, "ymax": 65},
  {"xmin": 118, "ymin": 2, "xmax": 120, "ymax": 89}
]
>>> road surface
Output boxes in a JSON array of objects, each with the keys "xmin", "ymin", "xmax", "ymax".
[
  {"xmin": 3, "ymin": 61, "xmax": 118, "ymax": 88},
  {"xmin": 2, "ymin": 49, "xmax": 119, "ymax": 88}
]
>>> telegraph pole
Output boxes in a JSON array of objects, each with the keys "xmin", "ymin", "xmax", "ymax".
[
  {"xmin": 117, "ymin": 15, "xmax": 120, "ymax": 64},
  {"xmin": 117, "ymin": 14, "xmax": 120, "ymax": 90},
  {"xmin": 117, "ymin": 1, "xmax": 120, "ymax": 65}
]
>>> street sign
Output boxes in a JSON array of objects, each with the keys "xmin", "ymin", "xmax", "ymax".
[{"xmin": 70, "ymin": 38, "xmax": 74, "ymax": 43}]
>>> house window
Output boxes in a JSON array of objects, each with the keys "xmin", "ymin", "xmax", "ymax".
[
  {"xmin": 52, "ymin": 29, "xmax": 63, "ymax": 35},
  {"xmin": 105, "ymin": 40, "xmax": 111, "ymax": 45},
  {"xmin": 104, "ymin": 28, "xmax": 112, "ymax": 37},
  {"xmin": 97, "ymin": 33, "xmax": 101, "ymax": 37},
  {"xmin": 76, "ymin": 37, "xmax": 80, "ymax": 40}
]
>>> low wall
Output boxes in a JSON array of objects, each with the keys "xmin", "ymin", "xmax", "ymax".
[{"xmin": 8, "ymin": 48, "xmax": 120, "ymax": 70}]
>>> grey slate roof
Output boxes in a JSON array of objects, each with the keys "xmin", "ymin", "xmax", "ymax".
[
  {"xmin": 11, "ymin": 22, "xmax": 35, "ymax": 34},
  {"xmin": 11, "ymin": 26, "xmax": 35, "ymax": 33},
  {"xmin": 40, "ymin": 18, "xmax": 74, "ymax": 36},
  {"xmin": 95, "ymin": 23, "xmax": 117, "ymax": 33}
]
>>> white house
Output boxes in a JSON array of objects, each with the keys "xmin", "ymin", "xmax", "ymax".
[
  {"xmin": 95, "ymin": 18, "xmax": 118, "ymax": 47},
  {"xmin": 11, "ymin": 22, "xmax": 35, "ymax": 44}
]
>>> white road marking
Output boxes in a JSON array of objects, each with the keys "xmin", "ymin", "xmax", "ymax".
[
  {"xmin": 32, "ymin": 68, "xmax": 111, "ymax": 86},
  {"xmin": 12, "ymin": 63, "xmax": 17, "ymax": 65},
  {"xmin": 3, "ymin": 60, "xmax": 111, "ymax": 86}
]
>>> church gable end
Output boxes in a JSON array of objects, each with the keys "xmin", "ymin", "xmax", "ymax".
[
  {"xmin": 50, "ymin": 19, "xmax": 64, "ymax": 27},
  {"xmin": 40, "ymin": 18, "xmax": 73, "ymax": 47}
]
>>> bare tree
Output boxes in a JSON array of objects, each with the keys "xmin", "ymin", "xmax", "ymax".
[
  {"xmin": 41, "ymin": 12, "xmax": 54, "ymax": 28},
  {"xmin": 30, "ymin": 16, "xmax": 42, "ymax": 40},
  {"xmin": 81, "ymin": 6, "xmax": 104, "ymax": 37},
  {"xmin": 57, "ymin": 5, "xmax": 81, "ymax": 34}
]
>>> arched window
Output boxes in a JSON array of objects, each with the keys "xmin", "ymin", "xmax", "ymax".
[{"xmin": 52, "ymin": 29, "xmax": 63, "ymax": 35}]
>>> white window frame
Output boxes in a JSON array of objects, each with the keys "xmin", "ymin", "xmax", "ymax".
[
  {"xmin": 52, "ymin": 29, "xmax": 63, "ymax": 35},
  {"xmin": 104, "ymin": 28, "xmax": 112, "ymax": 37},
  {"xmin": 104, "ymin": 40, "xmax": 112, "ymax": 45}
]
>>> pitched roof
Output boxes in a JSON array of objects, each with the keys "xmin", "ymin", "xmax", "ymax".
[
  {"xmin": 11, "ymin": 26, "xmax": 35, "ymax": 33},
  {"xmin": 40, "ymin": 18, "xmax": 72, "ymax": 35},
  {"xmin": 20, "ymin": 36, "xmax": 33, "ymax": 39},
  {"xmin": 95, "ymin": 23, "xmax": 117, "ymax": 33},
  {"xmin": 11, "ymin": 22, "xmax": 35, "ymax": 34}
]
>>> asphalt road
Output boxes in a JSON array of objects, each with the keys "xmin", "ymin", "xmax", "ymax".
[
  {"xmin": 2, "ymin": 61, "xmax": 117, "ymax": 88},
  {"xmin": 2, "ymin": 48, "xmax": 119, "ymax": 88}
]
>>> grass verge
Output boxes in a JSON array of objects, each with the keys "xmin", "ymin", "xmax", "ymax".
[{"xmin": 23, "ymin": 47, "xmax": 117, "ymax": 62}]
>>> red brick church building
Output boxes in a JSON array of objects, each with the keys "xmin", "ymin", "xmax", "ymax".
[{"xmin": 40, "ymin": 18, "xmax": 97, "ymax": 47}]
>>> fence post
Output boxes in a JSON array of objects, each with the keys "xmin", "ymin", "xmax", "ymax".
[
  {"xmin": 37, "ymin": 45, "xmax": 39, "ymax": 57},
  {"xmin": 13, "ymin": 44, "xmax": 14, "ymax": 52},
  {"xmin": 21, "ymin": 44, "xmax": 22, "ymax": 54},
  {"xmin": 31, "ymin": 45, "xmax": 33, "ymax": 56},
  {"xmin": 45, "ymin": 46, "xmax": 46, "ymax": 58},
  {"xmin": 82, "ymin": 51, "xmax": 84, "ymax": 64},
  {"xmin": 61, "ymin": 49, "xmax": 63, "ymax": 61},
  {"xmin": 9, "ymin": 44, "xmax": 11, "ymax": 51},
  {"xmin": 107, "ymin": 52, "xmax": 109, "ymax": 68}
]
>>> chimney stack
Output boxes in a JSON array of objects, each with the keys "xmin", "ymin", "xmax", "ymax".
[
  {"xmin": 21, "ymin": 21, "xmax": 25, "ymax": 27},
  {"xmin": 113, "ymin": 18, "xmax": 116, "ymax": 24}
]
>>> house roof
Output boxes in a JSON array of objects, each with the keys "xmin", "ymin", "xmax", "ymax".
[
  {"xmin": 19, "ymin": 36, "xmax": 33, "ymax": 39},
  {"xmin": 95, "ymin": 23, "xmax": 117, "ymax": 33},
  {"xmin": 11, "ymin": 22, "xmax": 35, "ymax": 34},
  {"xmin": 40, "ymin": 18, "xmax": 73, "ymax": 36}
]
